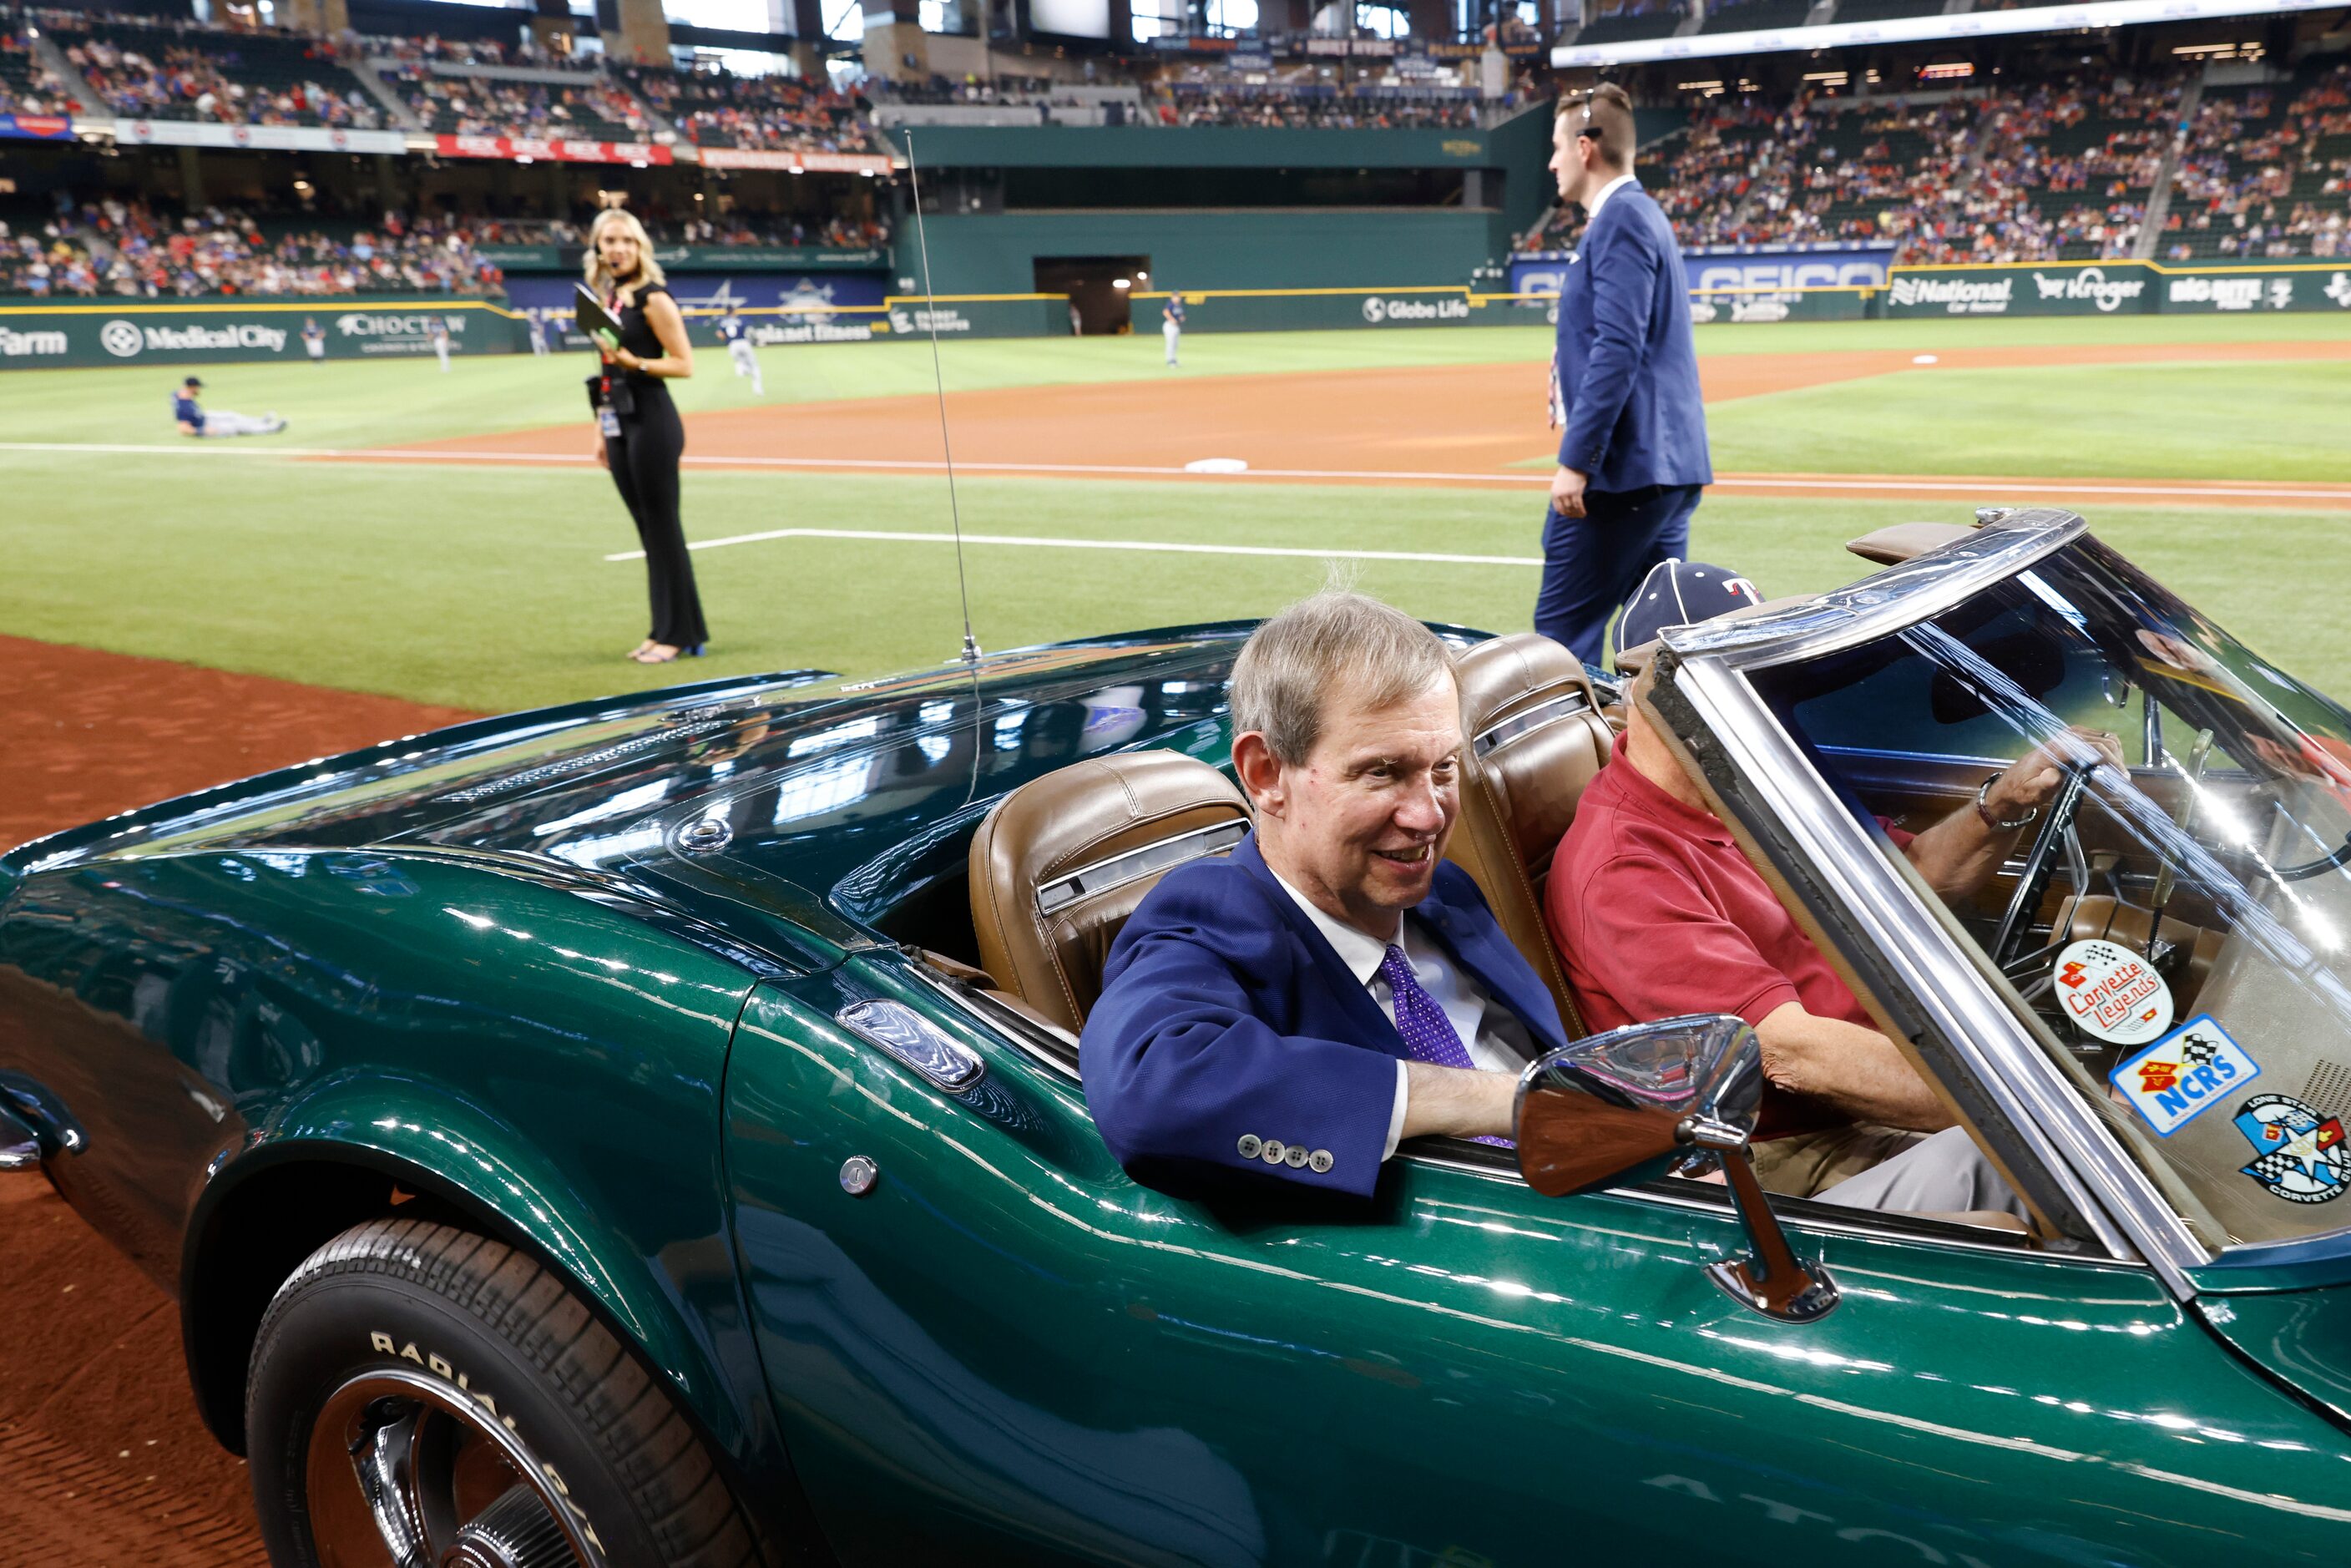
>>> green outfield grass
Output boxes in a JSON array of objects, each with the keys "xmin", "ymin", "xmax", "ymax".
[
  {"xmin": 3, "ymin": 316, "xmax": 2348, "ymax": 720},
  {"xmin": 8, "ymin": 444, "xmax": 2351, "ymax": 715}
]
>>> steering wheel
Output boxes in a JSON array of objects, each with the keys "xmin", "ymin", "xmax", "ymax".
[{"xmin": 1990, "ymin": 762, "xmax": 2096, "ymax": 970}]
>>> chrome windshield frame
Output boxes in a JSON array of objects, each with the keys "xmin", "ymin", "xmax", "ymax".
[{"xmin": 1657, "ymin": 510, "xmax": 2212, "ymax": 1297}]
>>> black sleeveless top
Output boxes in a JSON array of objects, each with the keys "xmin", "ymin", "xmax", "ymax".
[{"xmin": 605, "ymin": 280, "xmax": 675, "ymax": 405}]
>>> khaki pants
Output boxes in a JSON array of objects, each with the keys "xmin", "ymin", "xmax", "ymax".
[{"xmin": 1752, "ymin": 1124, "xmax": 1925, "ymax": 1198}]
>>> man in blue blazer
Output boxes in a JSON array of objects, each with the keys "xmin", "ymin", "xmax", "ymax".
[
  {"xmin": 1080, "ymin": 592, "xmax": 1570, "ymax": 1198},
  {"xmin": 1538, "ymin": 83, "xmax": 1713, "ymax": 667}
]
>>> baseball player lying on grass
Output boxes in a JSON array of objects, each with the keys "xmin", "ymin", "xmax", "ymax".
[{"xmin": 172, "ymin": 376, "xmax": 285, "ymax": 438}]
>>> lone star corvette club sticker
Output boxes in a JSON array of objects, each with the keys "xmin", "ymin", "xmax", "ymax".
[
  {"xmin": 2108, "ymin": 1015, "xmax": 2259, "ymax": 1136},
  {"xmin": 2233, "ymin": 1094, "xmax": 2350, "ymax": 1205},
  {"xmin": 2053, "ymin": 939, "xmax": 2174, "ymax": 1046}
]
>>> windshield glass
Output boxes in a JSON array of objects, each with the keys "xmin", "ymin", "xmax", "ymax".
[{"xmin": 1747, "ymin": 535, "xmax": 2351, "ymax": 1252}]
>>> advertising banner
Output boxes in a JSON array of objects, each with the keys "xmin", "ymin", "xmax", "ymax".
[
  {"xmin": 0, "ymin": 114, "xmax": 73, "ymax": 141},
  {"xmin": 696, "ymin": 146, "xmax": 894, "ymax": 175},
  {"xmin": 0, "ymin": 298, "xmax": 525, "ymax": 368},
  {"xmin": 477, "ymin": 243, "xmax": 890, "ymax": 273},
  {"xmin": 432, "ymin": 134, "xmax": 673, "ymax": 165},
  {"xmin": 1687, "ymin": 287, "xmax": 1869, "ymax": 323},
  {"xmin": 1158, "ymin": 289, "xmax": 1506, "ymax": 333},
  {"xmin": 114, "ymin": 119, "xmax": 407, "ymax": 154},
  {"xmin": 1685, "ymin": 243, "xmax": 1896, "ymax": 294},
  {"xmin": 508, "ymin": 271, "xmax": 897, "ymax": 349},
  {"xmin": 2162, "ymin": 267, "xmax": 2351, "ymax": 314},
  {"xmin": 1883, "ymin": 264, "xmax": 2156, "ymax": 317}
]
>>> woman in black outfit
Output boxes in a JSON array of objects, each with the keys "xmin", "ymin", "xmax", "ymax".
[{"xmin": 585, "ymin": 208, "xmax": 707, "ymax": 665}]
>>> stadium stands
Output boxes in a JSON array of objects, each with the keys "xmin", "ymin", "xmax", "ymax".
[
  {"xmin": 1605, "ymin": 70, "xmax": 2193, "ymax": 264},
  {"xmin": 384, "ymin": 63, "xmax": 655, "ymax": 139},
  {"xmin": 1, "ymin": 21, "xmax": 76, "ymax": 115},
  {"xmin": 1145, "ymin": 81, "xmax": 1482, "ymax": 129},
  {"xmin": 53, "ymin": 18, "xmax": 383, "ymax": 128},
  {"xmin": 1826, "ymin": 0, "xmax": 1946, "ymax": 22},
  {"xmin": 0, "ymin": 197, "xmax": 503, "ymax": 296},
  {"xmin": 1699, "ymin": 0, "xmax": 1815, "ymax": 34},
  {"xmin": 361, "ymin": 32, "xmax": 600, "ymax": 73},
  {"xmin": 2167, "ymin": 59, "xmax": 2351, "ymax": 258},
  {"xmin": 619, "ymin": 64, "xmax": 882, "ymax": 153},
  {"xmin": 1569, "ymin": 1, "xmax": 1687, "ymax": 45}
]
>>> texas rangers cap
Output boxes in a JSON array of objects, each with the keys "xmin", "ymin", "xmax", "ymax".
[
  {"xmin": 182, "ymin": 375, "xmax": 204, "ymax": 387},
  {"xmin": 1614, "ymin": 559, "xmax": 1764, "ymax": 661}
]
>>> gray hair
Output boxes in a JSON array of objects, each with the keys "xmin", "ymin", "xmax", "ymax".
[{"xmin": 1231, "ymin": 590, "xmax": 1456, "ymax": 766}]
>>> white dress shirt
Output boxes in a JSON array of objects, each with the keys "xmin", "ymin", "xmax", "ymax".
[
  {"xmin": 1272, "ymin": 873, "xmax": 1534, "ymax": 1160},
  {"xmin": 1580, "ymin": 171, "xmax": 1636, "ymax": 227}
]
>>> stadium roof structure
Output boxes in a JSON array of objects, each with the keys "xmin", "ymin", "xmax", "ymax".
[{"xmin": 1552, "ymin": 0, "xmax": 2343, "ymax": 66}]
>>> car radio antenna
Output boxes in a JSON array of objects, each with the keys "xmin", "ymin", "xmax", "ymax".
[
  {"xmin": 902, "ymin": 133, "xmax": 986, "ymax": 807},
  {"xmin": 902, "ymin": 133, "xmax": 981, "ymax": 671}
]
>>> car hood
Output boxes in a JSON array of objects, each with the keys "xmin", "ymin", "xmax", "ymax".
[{"xmin": 0, "ymin": 628, "xmax": 1261, "ymax": 944}]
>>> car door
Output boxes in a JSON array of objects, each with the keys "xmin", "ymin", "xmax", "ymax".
[{"xmin": 722, "ymin": 953, "xmax": 2351, "ymax": 1568}]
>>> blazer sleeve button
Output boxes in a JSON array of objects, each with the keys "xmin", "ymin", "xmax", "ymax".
[
  {"xmin": 1284, "ymin": 1144, "xmax": 1310, "ymax": 1169},
  {"xmin": 1308, "ymin": 1149, "xmax": 1334, "ymax": 1174},
  {"xmin": 1261, "ymin": 1140, "xmax": 1287, "ymax": 1165},
  {"xmin": 1237, "ymin": 1135, "xmax": 1262, "ymax": 1160}
]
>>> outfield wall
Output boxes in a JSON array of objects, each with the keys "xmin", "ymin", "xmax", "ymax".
[
  {"xmin": 8, "ymin": 258, "xmax": 2348, "ymax": 367},
  {"xmin": 0, "ymin": 297, "xmax": 529, "ymax": 367}
]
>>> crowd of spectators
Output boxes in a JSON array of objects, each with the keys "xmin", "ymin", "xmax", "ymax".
[
  {"xmin": 0, "ymin": 197, "xmax": 502, "ymax": 296},
  {"xmin": 59, "ymin": 23, "xmax": 382, "ymax": 128},
  {"xmin": 386, "ymin": 62, "xmax": 653, "ymax": 139},
  {"xmin": 1143, "ymin": 83, "xmax": 1481, "ymax": 128},
  {"xmin": 1537, "ymin": 72, "xmax": 2188, "ymax": 265},
  {"xmin": 621, "ymin": 64, "xmax": 882, "ymax": 154},
  {"xmin": 2165, "ymin": 63, "xmax": 2351, "ymax": 259},
  {"xmin": 359, "ymin": 32, "xmax": 599, "ymax": 72},
  {"xmin": 1, "ymin": 23, "xmax": 77, "ymax": 115}
]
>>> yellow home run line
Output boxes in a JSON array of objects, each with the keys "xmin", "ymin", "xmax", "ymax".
[{"xmin": 604, "ymin": 529, "xmax": 1545, "ymax": 566}]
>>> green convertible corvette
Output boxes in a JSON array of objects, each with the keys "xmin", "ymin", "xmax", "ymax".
[{"xmin": 9, "ymin": 507, "xmax": 2351, "ymax": 1566}]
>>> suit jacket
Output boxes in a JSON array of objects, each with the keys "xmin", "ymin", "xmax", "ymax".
[
  {"xmin": 1554, "ymin": 181, "xmax": 1712, "ymax": 493},
  {"xmin": 1079, "ymin": 832, "xmax": 1569, "ymax": 1198}
]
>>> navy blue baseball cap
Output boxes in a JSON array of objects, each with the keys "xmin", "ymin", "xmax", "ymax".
[{"xmin": 1614, "ymin": 559, "xmax": 1764, "ymax": 662}]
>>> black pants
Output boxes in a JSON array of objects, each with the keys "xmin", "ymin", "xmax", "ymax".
[
  {"xmin": 1531, "ymin": 483, "xmax": 1702, "ymax": 667},
  {"xmin": 605, "ymin": 388, "xmax": 707, "ymax": 650}
]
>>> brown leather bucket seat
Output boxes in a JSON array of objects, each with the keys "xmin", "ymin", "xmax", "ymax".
[
  {"xmin": 1446, "ymin": 634, "xmax": 1615, "ymax": 1037},
  {"xmin": 969, "ymin": 751, "xmax": 1251, "ymax": 1034}
]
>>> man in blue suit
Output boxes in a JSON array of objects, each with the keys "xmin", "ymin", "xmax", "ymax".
[
  {"xmin": 1538, "ymin": 83, "xmax": 1713, "ymax": 667},
  {"xmin": 1080, "ymin": 592, "xmax": 1569, "ymax": 1197}
]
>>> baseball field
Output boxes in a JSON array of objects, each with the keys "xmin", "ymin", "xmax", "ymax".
[
  {"xmin": 7, "ymin": 311, "xmax": 2351, "ymax": 720},
  {"xmin": 3, "ymin": 309, "xmax": 2350, "ymax": 1558}
]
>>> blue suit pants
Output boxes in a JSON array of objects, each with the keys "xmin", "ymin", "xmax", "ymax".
[{"xmin": 1532, "ymin": 483, "xmax": 1702, "ymax": 667}]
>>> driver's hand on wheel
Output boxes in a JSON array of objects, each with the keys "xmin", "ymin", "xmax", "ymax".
[{"xmin": 1994, "ymin": 726, "xmax": 2128, "ymax": 817}]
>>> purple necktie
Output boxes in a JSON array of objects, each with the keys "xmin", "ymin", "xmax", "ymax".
[
  {"xmin": 1379, "ymin": 944, "xmax": 1479, "ymax": 1070},
  {"xmin": 1380, "ymin": 943, "xmax": 1513, "ymax": 1147}
]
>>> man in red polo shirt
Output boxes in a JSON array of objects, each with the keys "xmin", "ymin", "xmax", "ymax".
[{"xmin": 1548, "ymin": 560, "xmax": 2119, "ymax": 1214}]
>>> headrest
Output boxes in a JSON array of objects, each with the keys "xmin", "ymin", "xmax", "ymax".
[
  {"xmin": 1448, "ymin": 634, "xmax": 1615, "ymax": 1035},
  {"xmin": 969, "ymin": 751, "xmax": 1251, "ymax": 1035}
]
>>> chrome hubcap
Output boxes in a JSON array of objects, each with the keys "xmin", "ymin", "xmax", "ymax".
[{"xmin": 304, "ymin": 1368, "xmax": 601, "ymax": 1568}]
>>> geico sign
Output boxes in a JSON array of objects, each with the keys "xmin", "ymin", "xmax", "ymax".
[
  {"xmin": 1888, "ymin": 276, "xmax": 2013, "ymax": 313},
  {"xmin": 1690, "ymin": 259, "xmax": 1885, "ymax": 292},
  {"xmin": 1361, "ymin": 296, "xmax": 1471, "ymax": 323},
  {"xmin": 107, "ymin": 322, "xmax": 291, "ymax": 356},
  {"xmin": 2031, "ymin": 267, "xmax": 2146, "ymax": 312},
  {"xmin": 0, "ymin": 327, "xmax": 68, "ymax": 357},
  {"xmin": 335, "ymin": 313, "xmax": 463, "ymax": 337}
]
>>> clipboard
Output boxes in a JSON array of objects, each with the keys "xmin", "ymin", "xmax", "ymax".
[{"xmin": 574, "ymin": 283, "xmax": 621, "ymax": 344}]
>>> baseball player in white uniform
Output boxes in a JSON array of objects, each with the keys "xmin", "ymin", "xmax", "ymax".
[
  {"xmin": 1161, "ymin": 292, "xmax": 1185, "ymax": 367},
  {"xmin": 302, "ymin": 316, "xmax": 326, "ymax": 362},
  {"xmin": 719, "ymin": 307, "xmax": 761, "ymax": 394},
  {"xmin": 431, "ymin": 317, "xmax": 452, "ymax": 372}
]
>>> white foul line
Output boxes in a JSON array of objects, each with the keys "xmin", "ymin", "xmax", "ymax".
[
  {"xmin": 4, "ymin": 442, "xmax": 2349, "ymax": 504},
  {"xmin": 605, "ymin": 527, "xmax": 1544, "ymax": 566}
]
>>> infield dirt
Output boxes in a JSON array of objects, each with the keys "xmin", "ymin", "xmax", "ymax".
[
  {"xmin": 378, "ymin": 338, "xmax": 2351, "ymax": 508},
  {"xmin": 0, "ymin": 635, "xmax": 476, "ymax": 1556}
]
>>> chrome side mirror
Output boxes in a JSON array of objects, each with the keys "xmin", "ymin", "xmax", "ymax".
[{"xmin": 1514, "ymin": 1014, "xmax": 1838, "ymax": 1323}]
